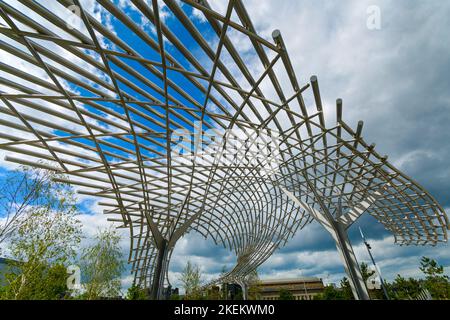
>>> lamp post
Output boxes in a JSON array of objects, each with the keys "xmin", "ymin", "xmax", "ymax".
[{"xmin": 359, "ymin": 227, "xmax": 390, "ymax": 300}]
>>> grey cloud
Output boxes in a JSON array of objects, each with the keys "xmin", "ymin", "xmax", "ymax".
[
  {"xmin": 240, "ymin": 0, "xmax": 450, "ymax": 282},
  {"xmin": 120, "ymin": 1, "xmax": 450, "ymax": 286}
]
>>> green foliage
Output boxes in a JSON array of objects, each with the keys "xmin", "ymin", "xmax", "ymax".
[
  {"xmin": 0, "ymin": 166, "xmax": 66, "ymax": 249},
  {"xmin": 360, "ymin": 262, "xmax": 384, "ymax": 299},
  {"xmin": 0, "ymin": 168, "xmax": 82, "ymax": 300},
  {"xmin": 278, "ymin": 289, "xmax": 295, "ymax": 300},
  {"xmin": 339, "ymin": 277, "xmax": 354, "ymax": 300},
  {"xmin": 387, "ymin": 275, "xmax": 422, "ymax": 300},
  {"xmin": 126, "ymin": 283, "xmax": 148, "ymax": 300},
  {"xmin": 1, "ymin": 263, "xmax": 70, "ymax": 300},
  {"xmin": 170, "ymin": 293, "xmax": 181, "ymax": 300},
  {"xmin": 179, "ymin": 261, "xmax": 204, "ymax": 300},
  {"xmin": 360, "ymin": 262, "xmax": 375, "ymax": 283},
  {"xmin": 79, "ymin": 228, "xmax": 125, "ymax": 300},
  {"xmin": 420, "ymin": 257, "xmax": 445, "ymax": 277},
  {"xmin": 385, "ymin": 257, "xmax": 449, "ymax": 300},
  {"xmin": 315, "ymin": 276, "xmax": 361, "ymax": 300},
  {"xmin": 420, "ymin": 257, "xmax": 450, "ymax": 300},
  {"xmin": 205, "ymin": 286, "xmax": 221, "ymax": 300},
  {"xmin": 246, "ymin": 269, "xmax": 262, "ymax": 300},
  {"xmin": 315, "ymin": 268, "xmax": 374, "ymax": 301},
  {"xmin": 9, "ymin": 207, "xmax": 81, "ymax": 266},
  {"xmin": 321, "ymin": 286, "xmax": 346, "ymax": 300}
]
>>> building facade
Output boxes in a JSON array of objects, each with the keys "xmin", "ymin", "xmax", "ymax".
[{"xmin": 257, "ymin": 278, "xmax": 325, "ymax": 301}]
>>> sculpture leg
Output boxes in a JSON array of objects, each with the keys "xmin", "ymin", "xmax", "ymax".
[
  {"xmin": 333, "ymin": 222, "xmax": 370, "ymax": 300},
  {"xmin": 150, "ymin": 239, "xmax": 168, "ymax": 300},
  {"xmin": 242, "ymin": 282, "xmax": 248, "ymax": 301},
  {"xmin": 306, "ymin": 204, "xmax": 370, "ymax": 300},
  {"xmin": 237, "ymin": 281, "xmax": 248, "ymax": 300}
]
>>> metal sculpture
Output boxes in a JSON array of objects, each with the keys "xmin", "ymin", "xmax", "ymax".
[{"xmin": 0, "ymin": 0, "xmax": 447, "ymax": 300}]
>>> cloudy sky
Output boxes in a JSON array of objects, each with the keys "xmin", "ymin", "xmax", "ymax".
[
  {"xmin": 0, "ymin": 0, "xmax": 449, "ymax": 293},
  {"xmin": 171, "ymin": 0, "xmax": 450, "ymax": 288}
]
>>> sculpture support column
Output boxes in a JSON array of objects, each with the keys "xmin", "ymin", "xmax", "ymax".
[
  {"xmin": 279, "ymin": 186, "xmax": 370, "ymax": 300},
  {"xmin": 237, "ymin": 281, "xmax": 248, "ymax": 301},
  {"xmin": 150, "ymin": 239, "xmax": 168, "ymax": 300},
  {"xmin": 242, "ymin": 282, "xmax": 248, "ymax": 301},
  {"xmin": 333, "ymin": 222, "xmax": 370, "ymax": 300},
  {"xmin": 283, "ymin": 189, "xmax": 370, "ymax": 300}
]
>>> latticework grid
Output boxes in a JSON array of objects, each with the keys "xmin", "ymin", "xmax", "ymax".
[{"xmin": 0, "ymin": 0, "xmax": 447, "ymax": 291}]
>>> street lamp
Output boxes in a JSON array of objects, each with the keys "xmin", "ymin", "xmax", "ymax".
[{"xmin": 359, "ymin": 227, "xmax": 390, "ymax": 300}]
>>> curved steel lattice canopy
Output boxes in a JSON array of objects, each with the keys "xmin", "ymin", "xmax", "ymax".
[{"xmin": 0, "ymin": 0, "xmax": 448, "ymax": 298}]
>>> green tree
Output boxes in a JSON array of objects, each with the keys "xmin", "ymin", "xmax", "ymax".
[
  {"xmin": 0, "ymin": 166, "xmax": 61, "ymax": 250},
  {"xmin": 334, "ymin": 263, "xmax": 380, "ymax": 300},
  {"xmin": 340, "ymin": 277, "xmax": 354, "ymax": 300},
  {"xmin": 278, "ymin": 289, "xmax": 295, "ymax": 300},
  {"xmin": 387, "ymin": 275, "xmax": 422, "ymax": 300},
  {"xmin": 2, "ymin": 263, "xmax": 71, "ymax": 300},
  {"xmin": 170, "ymin": 293, "xmax": 181, "ymax": 300},
  {"xmin": 246, "ymin": 269, "xmax": 262, "ymax": 300},
  {"xmin": 360, "ymin": 262, "xmax": 384, "ymax": 299},
  {"xmin": 79, "ymin": 227, "xmax": 125, "ymax": 300},
  {"xmin": 360, "ymin": 262, "xmax": 376, "ymax": 283},
  {"xmin": 179, "ymin": 261, "xmax": 203, "ymax": 300},
  {"xmin": 205, "ymin": 286, "xmax": 221, "ymax": 300},
  {"xmin": 419, "ymin": 257, "xmax": 449, "ymax": 300},
  {"xmin": 0, "ymin": 173, "xmax": 82, "ymax": 299},
  {"xmin": 314, "ymin": 285, "xmax": 345, "ymax": 300},
  {"xmin": 126, "ymin": 283, "xmax": 148, "ymax": 300}
]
